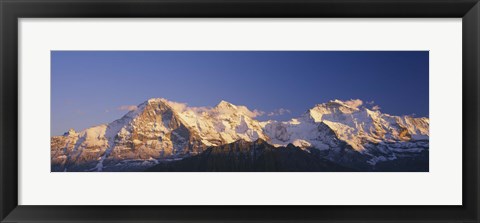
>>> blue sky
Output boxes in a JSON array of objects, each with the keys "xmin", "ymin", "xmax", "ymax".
[{"xmin": 51, "ymin": 51, "xmax": 429, "ymax": 136}]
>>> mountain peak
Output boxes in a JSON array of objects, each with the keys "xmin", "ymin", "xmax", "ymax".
[
  {"xmin": 63, "ymin": 128, "xmax": 77, "ymax": 136},
  {"xmin": 306, "ymin": 99, "xmax": 363, "ymax": 122},
  {"xmin": 145, "ymin": 98, "xmax": 190, "ymax": 112},
  {"xmin": 146, "ymin": 97, "xmax": 169, "ymax": 104},
  {"xmin": 216, "ymin": 100, "xmax": 237, "ymax": 109},
  {"xmin": 325, "ymin": 99, "xmax": 363, "ymax": 110}
]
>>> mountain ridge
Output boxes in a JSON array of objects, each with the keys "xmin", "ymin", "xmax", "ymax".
[
  {"xmin": 147, "ymin": 139, "xmax": 355, "ymax": 172},
  {"xmin": 51, "ymin": 98, "xmax": 429, "ymax": 172}
]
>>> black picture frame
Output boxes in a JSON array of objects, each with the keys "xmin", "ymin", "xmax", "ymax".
[{"xmin": 1, "ymin": 0, "xmax": 479, "ymax": 222}]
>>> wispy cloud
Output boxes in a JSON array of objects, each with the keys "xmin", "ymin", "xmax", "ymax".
[
  {"xmin": 344, "ymin": 99, "xmax": 363, "ymax": 109},
  {"xmin": 372, "ymin": 105, "xmax": 381, "ymax": 111},
  {"xmin": 268, "ymin": 108, "xmax": 291, "ymax": 117},
  {"xmin": 165, "ymin": 101, "xmax": 188, "ymax": 112},
  {"xmin": 159, "ymin": 98, "xmax": 266, "ymax": 118},
  {"xmin": 118, "ymin": 105, "xmax": 138, "ymax": 111},
  {"xmin": 217, "ymin": 103, "xmax": 265, "ymax": 118},
  {"xmin": 251, "ymin": 109, "xmax": 266, "ymax": 117}
]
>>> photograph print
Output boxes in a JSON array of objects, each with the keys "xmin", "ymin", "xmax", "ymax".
[{"xmin": 51, "ymin": 51, "xmax": 429, "ymax": 172}]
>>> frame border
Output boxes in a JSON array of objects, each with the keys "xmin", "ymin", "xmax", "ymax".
[{"xmin": 1, "ymin": 0, "xmax": 479, "ymax": 222}]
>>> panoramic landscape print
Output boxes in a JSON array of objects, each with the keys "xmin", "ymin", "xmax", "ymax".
[{"xmin": 51, "ymin": 51, "xmax": 429, "ymax": 172}]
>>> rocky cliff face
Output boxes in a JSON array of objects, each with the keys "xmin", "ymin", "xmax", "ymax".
[
  {"xmin": 51, "ymin": 99, "xmax": 207, "ymax": 171},
  {"xmin": 147, "ymin": 139, "xmax": 354, "ymax": 172},
  {"xmin": 51, "ymin": 98, "xmax": 429, "ymax": 172}
]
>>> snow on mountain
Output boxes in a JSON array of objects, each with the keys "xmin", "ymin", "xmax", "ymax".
[
  {"xmin": 263, "ymin": 99, "xmax": 428, "ymax": 150},
  {"xmin": 51, "ymin": 99, "xmax": 205, "ymax": 171},
  {"xmin": 51, "ymin": 98, "xmax": 269, "ymax": 171},
  {"xmin": 51, "ymin": 98, "xmax": 429, "ymax": 171},
  {"xmin": 162, "ymin": 99, "xmax": 269, "ymax": 146},
  {"xmin": 261, "ymin": 99, "xmax": 429, "ymax": 167}
]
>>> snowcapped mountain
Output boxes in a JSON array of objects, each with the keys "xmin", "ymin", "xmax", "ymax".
[
  {"xmin": 167, "ymin": 99, "xmax": 269, "ymax": 146},
  {"xmin": 51, "ymin": 98, "xmax": 429, "ymax": 172},
  {"xmin": 262, "ymin": 99, "xmax": 429, "ymax": 169},
  {"xmin": 264, "ymin": 99, "xmax": 428, "ymax": 149}
]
